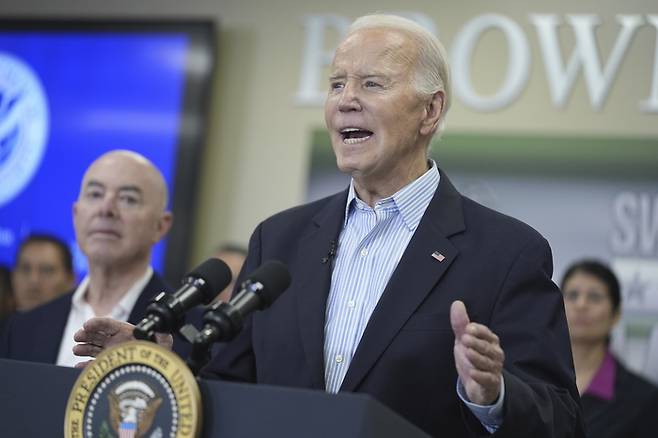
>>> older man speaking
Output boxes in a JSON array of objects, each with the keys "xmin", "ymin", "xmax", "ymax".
[{"xmin": 74, "ymin": 15, "xmax": 584, "ymax": 438}]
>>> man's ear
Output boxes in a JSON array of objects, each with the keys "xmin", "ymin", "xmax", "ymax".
[
  {"xmin": 154, "ymin": 211, "xmax": 173, "ymax": 243},
  {"xmin": 420, "ymin": 90, "xmax": 444, "ymax": 136}
]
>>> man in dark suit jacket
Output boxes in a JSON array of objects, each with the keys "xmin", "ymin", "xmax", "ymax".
[
  {"xmin": 74, "ymin": 14, "xmax": 584, "ymax": 437},
  {"xmin": 203, "ymin": 14, "xmax": 583, "ymax": 437},
  {"xmin": 0, "ymin": 150, "xmax": 193, "ymax": 364},
  {"xmin": 0, "ymin": 273, "xmax": 193, "ymax": 360},
  {"xmin": 203, "ymin": 170, "xmax": 582, "ymax": 437}
]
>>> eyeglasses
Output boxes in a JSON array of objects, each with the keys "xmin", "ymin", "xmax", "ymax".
[{"xmin": 563, "ymin": 289, "xmax": 609, "ymax": 304}]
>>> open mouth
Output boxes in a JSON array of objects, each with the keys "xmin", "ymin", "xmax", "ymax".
[{"xmin": 340, "ymin": 127, "xmax": 373, "ymax": 144}]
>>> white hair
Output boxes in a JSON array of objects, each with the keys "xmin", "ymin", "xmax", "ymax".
[{"xmin": 348, "ymin": 14, "xmax": 452, "ymax": 138}]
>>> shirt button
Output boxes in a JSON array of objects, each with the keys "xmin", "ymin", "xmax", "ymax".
[
  {"xmin": 335, "ymin": 354, "xmax": 343, "ymax": 364},
  {"xmin": 347, "ymin": 300, "xmax": 355, "ymax": 308},
  {"xmin": 360, "ymin": 248, "xmax": 368, "ymax": 257}
]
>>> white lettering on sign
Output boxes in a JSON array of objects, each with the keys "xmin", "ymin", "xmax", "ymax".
[
  {"xmin": 297, "ymin": 13, "xmax": 658, "ymax": 113},
  {"xmin": 531, "ymin": 14, "xmax": 643, "ymax": 111},
  {"xmin": 612, "ymin": 192, "xmax": 658, "ymax": 256},
  {"xmin": 451, "ymin": 14, "xmax": 530, "ymax": 111},
  {"xmin": 295, "ymin": 14, "xmax": 349, "ymax": 106},
  {"xmin": 640, "ymin": 15, "xmax": 658, "ymax": 113}
]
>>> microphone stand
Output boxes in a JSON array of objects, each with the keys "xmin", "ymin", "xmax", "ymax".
[{"xmin": 183, "ymin": 301, "xmax": 245, "ymax": 376}]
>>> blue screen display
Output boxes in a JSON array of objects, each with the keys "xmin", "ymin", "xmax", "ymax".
[{"xmin": 0, "ymin": 31, "xmax": 189, "ymax": 278}]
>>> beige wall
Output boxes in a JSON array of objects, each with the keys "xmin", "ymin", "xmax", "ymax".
[{"xmin": 3, "ymin": 0, "xmax": 657, "ymax": 268}]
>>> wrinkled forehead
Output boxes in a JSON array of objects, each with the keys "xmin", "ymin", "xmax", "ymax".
[
  {"xmin": 332, "ymin": 28, "xmax": 417, "ymax": 74},
  {"xmin": 81, "ymin": 153, "xmax": 168, "ymax": 208},
  {"xmin": 83, "ymin": 155, "xmax": 146, "ymax": 188}
]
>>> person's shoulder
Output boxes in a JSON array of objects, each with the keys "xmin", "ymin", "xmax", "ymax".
[
  {"xmin": 1, "ymin": 290, "xmax": 73, "ymax": 344},
  {"xmin": 460, "ymin": 195, "xmax": 547, "ymax": 248},
  {"xmin": 11, "ymin": 290, "xmax": 74, "ymax": 323},
  {"xmin": 260, "ymin": 190, "xmax": 348, "ymax": 230},
  {"xmin": 615, "ymin": 357, "xmax": 658, "ymax": 401}
]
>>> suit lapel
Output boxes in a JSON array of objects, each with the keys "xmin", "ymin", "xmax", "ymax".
[
  {"xmin": 340, "ymin": 171, "xmax": 466, "ymax": 392},
  {"xmin": 295, "ymin": 191, "xmax": 348, "ymax": 390},
  {"xmin": 127, "ymin": 272, "xmax": 170, "ymax": 325}
]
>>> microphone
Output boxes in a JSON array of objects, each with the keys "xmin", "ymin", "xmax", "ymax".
[
  {"xmin": 185, "ymin": 260, "xmax": 291, "ymax": 374},
  {"xmin": 133, "ymin": 258, "xmax": 232, "ymax": 342}
]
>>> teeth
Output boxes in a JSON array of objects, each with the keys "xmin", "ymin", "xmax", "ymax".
[
  {"xmin": 341, "ymin": 128, "xmax": 361, "ymax": 133},
  {"xmin": 344, "ymin": 134, "xmax": 371, "ymax": 144}
]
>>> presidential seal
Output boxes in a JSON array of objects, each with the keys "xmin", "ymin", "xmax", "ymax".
[
  {"xmin": 0, "ymin": 52, "xmax": 49, "ymax": 208},
  {"xmin": 64, "ymin": 341, "xmax": 202, "ymax": 438}
]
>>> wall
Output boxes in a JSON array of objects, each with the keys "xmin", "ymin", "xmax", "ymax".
[{"xmin": 2, "ymin": 0, "xmax": 656, "ymax": 265}]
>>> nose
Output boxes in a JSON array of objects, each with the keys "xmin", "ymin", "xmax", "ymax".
[
  {"xmin": 337, "ymin": 81, "xmax": 362, "ymax": 112},
  {"xmin": 25, "ymin": 267, "xmax": 40, "ymax": 284},
  {"xmin": 573, "ymin": 294, "xmax": 589, "ymax": 309},
  {"xmin": 98, "ymin": 193, "xmax": 119, "ymax": 217}
]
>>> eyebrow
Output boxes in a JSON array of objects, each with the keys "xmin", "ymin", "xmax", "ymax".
[
  {"xmin": 85, "ymin": 180, "xmax": 104, "ymax": 190},
  {"xmin": 84, "ymin": 180, "xmax": 143, "ymax": 195},
  {"xmin": 328, "ymin": 73, "xmax": 389, "ymax": 81}
]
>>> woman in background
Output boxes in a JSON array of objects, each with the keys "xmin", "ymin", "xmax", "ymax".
[{"xmin": 561, "ymin": 259, "xmax": 658, "ymax": 438}]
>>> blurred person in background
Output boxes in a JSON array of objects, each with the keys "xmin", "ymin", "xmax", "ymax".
[
  {"xmin": 11, "ymin": 233, "xmax": 76, "ymax": 311},
  {"xmin": 212, "ymin": 243, "xmax": 247, "ymax": 302},
  {"xmin": 0, "ymin": 150, "xmax": 196, "ymax": 365},
  {"xmin": 561, "ymin": 259, "xmax": 658, "ymax": 438},
  {"xmin": 0, "ymin": 264, "xmax": 14, "ymax": 334}
]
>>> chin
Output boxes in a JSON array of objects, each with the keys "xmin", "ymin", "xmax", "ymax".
[
  {"xmin": 334, "ymin": 157, "xmax": 359, "ymax": 175},
  {"xmin": 572, "ymin": 334, "xmax": 607, "ymax": 345},
  {"xmin": 86, "ymin": 248, "xmax": 120, "ymax": 264}
]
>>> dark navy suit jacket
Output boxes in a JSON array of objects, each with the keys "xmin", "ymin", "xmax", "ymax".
[
  {"xmin": 204, "ymin": 171, "xmax": 585, "ymax": 438},
  {"xmin": 0, "ymin": 272, "xmax": 195, "ymax": 361}
]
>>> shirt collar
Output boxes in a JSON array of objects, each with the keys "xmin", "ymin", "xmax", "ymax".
[
  {"xmin": 584, "ymin": 349, "xmax": 617, "ymax": 401},
  {"xmin": 72, "ymin": 266, "xmax": 154, "ymax": 317},
  {"xmin": 343, "ymin": 160, "xmax": 440, "ymax": 231}
]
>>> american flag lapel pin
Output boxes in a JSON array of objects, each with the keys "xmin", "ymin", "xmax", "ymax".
[{"xmin": 431, "ymin": 251, "xmax": 445, "ymax": 262}]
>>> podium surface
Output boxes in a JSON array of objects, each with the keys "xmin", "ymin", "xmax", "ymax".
[{"xmin": 0, "ymin": 358, "xmax": 430, "ymax": 437}]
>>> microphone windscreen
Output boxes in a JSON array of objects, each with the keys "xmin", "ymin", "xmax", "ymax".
[
  {"xmin": 187, "ymin": 258, "xmax": 232, "ymax": 303},
  {"xmin": 249, "ymin": 260, "xmax": 291, "ymax": 306}
]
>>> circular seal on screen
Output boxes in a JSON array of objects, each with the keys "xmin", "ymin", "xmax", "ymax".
[
  {"xmin": 0, "ymin": 52, "xmax": 49, "ymax": 208},
  {"xmin": 64, "ymin": 341, "xmax": 202, "ymax": 438}
]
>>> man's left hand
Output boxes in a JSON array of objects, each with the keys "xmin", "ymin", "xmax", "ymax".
[
  {"xmin": 72, "ymin": 317, "xmax": 173, "ymax": 368},
  {"xmin": 450, "ymin": 300, "xmax": 505, "ymax": 405}
]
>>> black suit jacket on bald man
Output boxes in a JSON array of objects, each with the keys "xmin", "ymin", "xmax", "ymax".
[
  {"xmin": 0, "ymin": 273, "xmax": 196, "ymax": 361},
  {"xmin": 203, "ymin": 170, "xmax": 585, "ymax": 438}
]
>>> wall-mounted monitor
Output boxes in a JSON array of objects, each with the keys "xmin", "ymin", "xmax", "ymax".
[{"xmin": 0, "ymin": 18, "xmax": 216, "ymax": 285}]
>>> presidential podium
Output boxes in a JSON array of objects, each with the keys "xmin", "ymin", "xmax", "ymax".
[{"xmin": 0, "ymin": 358, "xmax": 430, "ymax": 437}]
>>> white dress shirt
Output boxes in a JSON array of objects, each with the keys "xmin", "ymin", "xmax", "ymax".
[{"xmin": 56, "ymin": 267, "xmax": 153, "ymax": 367}]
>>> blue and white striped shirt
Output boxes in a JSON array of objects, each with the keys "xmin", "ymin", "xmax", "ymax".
[
  {"xmin": 324, "ymin": 161, "xmax": 440, "ymax": 392},
  {"xmin": 322, "ymin": 161, "xmax": 503, "ymax": 432}
]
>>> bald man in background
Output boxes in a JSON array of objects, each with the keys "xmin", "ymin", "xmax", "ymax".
[{"xmin": 0, "ymin": 150, "xmax": 192, "ymax": 364}]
